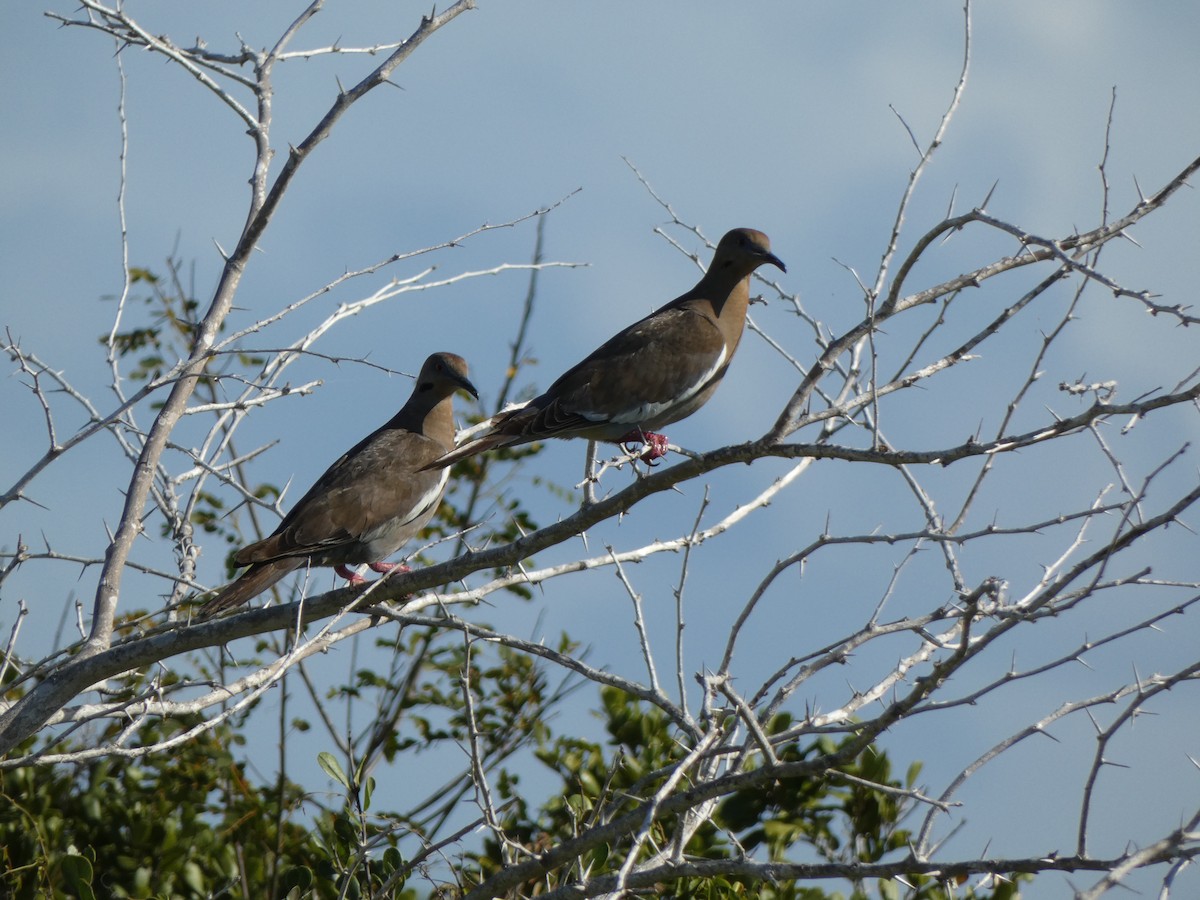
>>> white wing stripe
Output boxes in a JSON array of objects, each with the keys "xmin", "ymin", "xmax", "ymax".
[{"xmin": 580, "ymin": 346, "xmax": 727, "ymax": 425}]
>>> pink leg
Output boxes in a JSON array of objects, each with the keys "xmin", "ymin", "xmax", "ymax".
[{"xmin": 335, "ymin": 563, "xmax": 367, "ymax": 586}]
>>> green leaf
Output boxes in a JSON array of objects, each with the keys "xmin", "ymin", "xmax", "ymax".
[
  {"xmin": 182, "ymin": 860, "xmax": 205, "ymax": 893},
  {"xmin": 281, "ymin": 865, "xmax": 314, "ymax": 893},
  {"xmin": 60, "ymin": 853, "xmax": 94, "ymax": 888},
  {"xmin": 333, "ymin": 814, "xmax": 357, "ymax": 846},
  {"xmin": 362, "ymin": 775, "xmax": 374, "ymax": 811},
  {"xmin": 318, "ymin": 751, "xmax": 350, "ymax": 789},
  {"xmin": 382, "ymin": 846, "xmax": 403, "ymax": 876}
]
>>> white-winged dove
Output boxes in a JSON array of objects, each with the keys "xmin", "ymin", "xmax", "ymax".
[
  {"xmin": 199, "ymin": 352, "xmax": 477, "ymax": 616},
  {"xmin": 426, "ymin": 228, "xmax": 784, "ymax": 469}
]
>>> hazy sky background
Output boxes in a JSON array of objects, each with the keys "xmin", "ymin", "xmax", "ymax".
[{"xmin": 4, "ymin": 3, "xmax": 1200, "ymax": 896}]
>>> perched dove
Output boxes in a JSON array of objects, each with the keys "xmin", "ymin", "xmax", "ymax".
[
  {"xmin": 199, "ymin": 352, "xmax": 477, "ymax": 616},
  {"xmin": 426, "ymin": 228, "xmax": 784, "ymax": 469}
]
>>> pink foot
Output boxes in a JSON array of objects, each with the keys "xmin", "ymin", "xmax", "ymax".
[
  {"xmin": 368, "ymin": 561, "xmax": 411, "ymax": 575},
  {"xmin": 618, "ymin": 429, "xmax": 670, "ymax": 464},
  {"xmin": 335, "ymin": 561, "xmax": 411, "ymax": 587}
]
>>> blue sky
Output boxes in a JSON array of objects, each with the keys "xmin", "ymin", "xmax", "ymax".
[{"xmin": 4, "ymin": 2, "xmax": 1200, "ymax": 895}]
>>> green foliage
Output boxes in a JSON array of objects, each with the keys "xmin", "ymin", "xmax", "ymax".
[
  {"xmin": 460, "ymin": 689, "xmax": 1031, "ymax": 899},
  {"xmin": 0, "ymin": 664, "xmax": 1030, "ymax": 899},
  {"xmin": 719, "ymin": 716, "xmax": 917, "ymax": 866},
  {"xmin": 0, "ymin": 709, "xmax": 317, "ymax": 898},
  {"xmin": 0, "ymin": 656, "xmax": 437, "ymax": 898}
]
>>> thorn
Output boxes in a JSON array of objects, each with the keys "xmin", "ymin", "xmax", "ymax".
[
  {"xmin": 943, "ymin": 183, "xmax": 959, "ymax": 220},
  {"xmin": 980, "ymin": 179, "xmax": 999, "ymax": 210},
  {"xmin": 1132, "ymin": 174, "xmax": 1146, "ymax": 204},
  {"xmin": 1118, "ymin": 229, "xmax": 1143, "ymax": 249}
]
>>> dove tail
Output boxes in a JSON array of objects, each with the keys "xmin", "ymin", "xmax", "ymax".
[
  {"xmin": 198, "ymin": 558, "xmax": 302, "ymax": 618},
  {"xmin": 419, "ymin": 431, "xmax": 515, "ymax": 471}
]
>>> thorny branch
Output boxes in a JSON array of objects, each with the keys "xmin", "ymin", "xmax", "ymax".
[{"xmin": 6, "ymin": 2, "xmax": 1200, "ymax": 897}]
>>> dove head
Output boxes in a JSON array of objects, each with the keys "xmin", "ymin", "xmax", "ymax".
[
  {"xmin": 417, "ymin": 352, "xmax": 479, "ymax": 402},
  {"xmin": 711, "ymin": 228, "xmax": 786, "ymax": 277}
]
